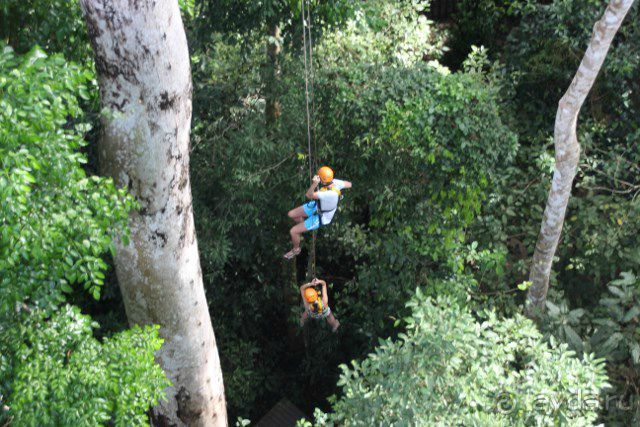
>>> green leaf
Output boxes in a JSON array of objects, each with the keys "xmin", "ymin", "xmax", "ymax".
[
  {"xmin": 608, "ymin": 285, "xmax": 626, "ymax": 299},
  {"xmin": 517, "ymin": 281, "xmax": 532, "ymax": 291},
  {"xmin": 546, "ymin": 301, "xmax": 560, "ymax": 317},
  {"xmin": 622, "ymin": 306, "xmax": 640, "ymax": 323},
  {"xmin": 563, "ymin": 325, "xmax": 584, "ymax": 353}
]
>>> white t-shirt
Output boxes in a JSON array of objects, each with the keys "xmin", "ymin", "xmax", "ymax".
[{"xmin": 317, "ymin": 179, "xmax": 346, "ymax": 225}]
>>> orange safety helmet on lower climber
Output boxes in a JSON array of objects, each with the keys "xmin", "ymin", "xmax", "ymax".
[{"xmin": 304, "ymin": 287, "xmax": 318, "ymax": 303}]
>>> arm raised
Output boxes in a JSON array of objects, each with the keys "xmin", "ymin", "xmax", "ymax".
[
  {"xmin": 306, "ymin": 175, "xmax": 321, "ymax": 199},
  {"xmin": 317, "ymin": 280, "xmax": 329, "ymax": 306}
]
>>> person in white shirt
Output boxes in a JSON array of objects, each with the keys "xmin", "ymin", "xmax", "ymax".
[{"xmin": 283, "ymin": 166, "xmax": 352, "ymax": 260}]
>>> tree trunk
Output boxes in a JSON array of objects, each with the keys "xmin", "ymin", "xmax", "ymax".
[
  {"xmin": 526, "ymin": 0, "xmax": 635, "ymax": 318},
  {"xmin": 265, "ymin": 23, "xmax": 282, "ymax": 125},
  {"xmin": 79, "ymin": 1, "xmax": 227, "ymax": 425}
]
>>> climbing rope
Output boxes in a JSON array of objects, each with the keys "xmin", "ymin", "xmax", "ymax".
[
  {"xmin": 305, "ymin": 0, "xmax": 318, "ymax": 163},
  {"xmin": 301, "ymin": 0, "xmax": 314, "ymax": 180},
  {"xmin": 301, "ymin": 0, "xmax": 317, "ymax": 279}
]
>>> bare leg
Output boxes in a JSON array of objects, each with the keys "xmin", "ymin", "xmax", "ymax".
[
  {"xmin": 326, "ymin": 312, "xmax": 340, "ymax": 332},
  {"xmin": 284, "ymin": 208, "xmax": 310, "ymax": 259},
  {"xmin": 300, "ymin": 310, "xmax": 309, "ymax": 327},
  {"xmin": 289, "ymin": 222, "xmax": 308, "ymax": 251},
  {"xmin": 288, "ymin": 206, "xmax": 307, "ymax": 224}
]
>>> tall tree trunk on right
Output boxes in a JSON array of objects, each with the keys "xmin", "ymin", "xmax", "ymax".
[{"xmin": 526, "ymin": 0, "xmax": 635, "ymax": 318}]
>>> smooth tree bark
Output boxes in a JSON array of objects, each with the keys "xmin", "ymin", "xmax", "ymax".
[
  {"xmin": 526, "ymin": 0, "xmax": 635, "ymax": 317},
  {"xmin": 79, "ymin": 1, "xmax": 227, "ymax": 425}
]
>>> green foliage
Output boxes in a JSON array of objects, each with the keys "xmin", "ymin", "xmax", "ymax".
[
  {"xmin": 218, "ymin": 336, "xmax": 263, "ymax": 411},
  {"xmin": 442, "ymin": 0, "xmax": 525, "ymax": 68},
  {"xmin": 543, "ymin": 300, "xmax": 587, "ymax": 354},
  {"xmin": 504, "ymin": 0, "xmax": 639, "ymax": 136},
  {"xmin": 179, "ymin": 0, "xmax": 197, "ymax": 19},
  {"xmin": 162, "ymin": 0, "xmax": 640, "ymax": 423},
  {"xmin": 466, "ymin": 1, "xmax": 640, "ymax": 305},
  {"xmin": 193, "ymin": 0, "xmax": 292, "ymax": 35},
  {"xmin": 590, "ymin": 272, "xmax": 640, "ymax": 364},
  {"xmin": 316, "ymin": 293, "xmax": 609, "ymax": 426},
  {"xmin": 317, "ymin": 0, "xmax": 445, "ymax": 67},
  {"xmin": 0, "ymin": 46, "xmax": 132, "ymax": 312},
  {"xmin": 189, "ymin": 29, "xmax": 300, "ymax": 418},
  {"xmin": 0, "ymin": 46, "xmax": 166, "ymax": 425},
  {"xmin": 313, "ymin": 59, "xmax": 517, "ymax": 342},
  {"xmin": 462, "ymin": 0, "xmax": 640, "ymax": 299},
  {"xmin": 1, "ymin": 306, "xmax": 169, "ymax": 426},
  {"xmin": 422, "ymin": 241, "xmax": 515, "ymax": 314},
  {"xmin": 454, "ymin": 2, "xmax": 640, "ymax": 424},
  {"xmin": 188, "ymin": 0, "xmax": 517, "ymax": 417},
  {"xmin": 542, "ymin": 272, "xmax": 640, "ymax": 423},
  {"xmin": 0, "ymin": 0, "xmax": 89, "ymax": 62},
  {"xmin": 189, "ymin": 0, "xmax": 355, "ymax": 52}
]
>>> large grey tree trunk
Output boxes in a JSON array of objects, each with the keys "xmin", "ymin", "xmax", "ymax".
[
  {"xmin": 80, "ymin": 1, "xmax": 227, "ymax": 425},
  {"xmin": 526, "ymin": 0, "xmax": 635, "ymax": 317},
  {"xmin": 265, "ymin": 23, "xmax": 282, "ymax": 125}
]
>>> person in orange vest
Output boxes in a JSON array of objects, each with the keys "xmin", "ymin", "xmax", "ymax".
[
  {"xmin": 283, "ymin": 166, "xmax": 352, "ymax": 260},
  {"xmin": 300, "ymin": 278, "xmax": 340, "ymax": 332}
]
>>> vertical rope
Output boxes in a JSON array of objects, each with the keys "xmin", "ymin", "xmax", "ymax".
[
  {"xmin": 306, "ymin": 0, "xmax": 319, "ymax": 174},
  {"xmin": 306, "ymin": 0, "xmax": 318, "ymax": 280},
  {"xmin": 301, "ymin": 0, "xmax": 313, "ymax": 181},
  {"xmin": 301, "ymin": 0, "xmax": 317, "ymax": 279}
]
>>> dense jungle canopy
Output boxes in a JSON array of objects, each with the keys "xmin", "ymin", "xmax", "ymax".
[{"xmin": 1, "ymin": 0, "xmax": 639, "ymax": 425}]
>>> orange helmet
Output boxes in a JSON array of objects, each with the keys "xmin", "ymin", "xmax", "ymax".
[
  {"xmin": 304, "ymin": 288, "xmax": 318, "ymax": 303},
  {"xmin": 318, "ymin": 166, "xmax": 334, "ymax": 184}
]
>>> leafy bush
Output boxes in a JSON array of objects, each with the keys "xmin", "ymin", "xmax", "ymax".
[
  {"xmin": 313, "ymin": 59, "xmax": 517, "ymax": 342},
  {"xmin": 0, "ymin": 46, "xmax": 168, "ymax": 425},
  {"xmin": 0, "ymin": 46, "xmax": 132, "ymax": 311},
  {"xmin": 314, "ymin": 292, "xmax": 609, "ymax": 426},
  {"xmin": 1, "ymin": 306, "xmax": 168, "ymax": 426},
  {"xmin": 543, "ymin": 272, "xmax": 640, "ymax": 423},
  {"xmin": 316, "ymin": 0, "xmax": 445, "ymax": 67},
  {"xmin": 589, "ymin": 272, "xmax": 640, "ymax": 364}
]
